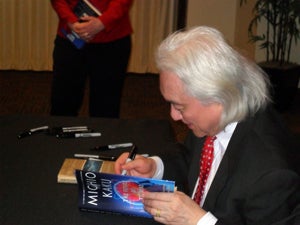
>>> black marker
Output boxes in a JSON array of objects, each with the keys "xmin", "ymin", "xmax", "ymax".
[
  {"xmin": 56, "ymin": 132, "xmax": 101, "ymax": 138},
  {"xmin": 97, "ymin": 155, "xmax": 117, "ymax": 161},
  {"xmin": 90, "ymin": 142, "xmax": 133, "ymax": 151},
  {"xmin": 47, "ymin": 126, "xmax": 90, "ymax": 135},
  {"xmin": 18, "ymin": 126, "xmax": 49, "ymax": 139},
  {"xmin": 121, "ymin": 145, "xmax": 137, "ymax": 175},
  {"xmin": 74, "ymin": 153, "xmax": 116, "ymax": 161}
]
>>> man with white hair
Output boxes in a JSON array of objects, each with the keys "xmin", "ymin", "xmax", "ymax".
[{"xmin": 115, "ymin": 26, "xmax": 299, "ymax": 225}]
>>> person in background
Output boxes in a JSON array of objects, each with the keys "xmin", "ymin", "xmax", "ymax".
[
  {"xmin": 50, "ymin": 0, "xmax": 133, "ymax": 118},
  {"xmin": 115, "ymin": 26, "xmax": 300, "ymax": 225}
]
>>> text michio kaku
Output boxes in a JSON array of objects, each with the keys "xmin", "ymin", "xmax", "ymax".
[{"xmin": 84, "ymin": 171, "xmax": 112, "ymax": 206}]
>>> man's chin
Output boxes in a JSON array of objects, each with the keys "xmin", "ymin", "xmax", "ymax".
[
  {"xmin": 186, "ymin": 124, "xmax": 206, "ymax": 137},
  {"xmin": 192, "ymin": 129, "xmax": 206, "ymax": 138}
]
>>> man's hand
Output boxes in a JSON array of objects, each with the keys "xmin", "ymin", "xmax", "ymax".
[
  {"xmin": 114, "ymin": 153, "xmax": 157, "ymax": 178},
  {"xmin": 143, "ymin": 191, "xmax": 207, "ymax": 225}
]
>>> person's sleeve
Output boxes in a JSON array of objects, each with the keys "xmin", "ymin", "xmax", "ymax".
[
  {"xmin": 150, "ymin": 156, "xmax": 164, "ymax": 180},
  {"xmin": 197, "ymin": 212, "xmax": 218, "ymax": 225},
  {"xmin": 99, "ymin": 0, "xmax": 133, "ymax": 31},
  {"xmin": 50, "ymin": 0, "xmax": 78, "ymax": 24},
  {"xmin": 159, "ymin": 142, "xmax": 191, "ymax": 193}
]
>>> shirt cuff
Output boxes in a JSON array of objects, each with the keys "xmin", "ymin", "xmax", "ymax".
[
  {"xmin": 197, "ymin": 211, "xmax": 218, "ymax": 225},
  {"xmin": 150, "ymin": 156, "xmax": 164, "ymax": 180}
]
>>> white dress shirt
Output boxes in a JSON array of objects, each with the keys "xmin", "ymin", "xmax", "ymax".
[
  {"xmin": 151, "ymin": 122, "xmax": 237, "ymax": 225},
  {"xmin": 194, "ymin": 122, "xmax": 237, "ymax": 225}
]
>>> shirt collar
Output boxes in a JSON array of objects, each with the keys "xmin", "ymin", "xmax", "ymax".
[{"xmin": 215, "ymin": 122, "xmax": 238, "ymax": 151}]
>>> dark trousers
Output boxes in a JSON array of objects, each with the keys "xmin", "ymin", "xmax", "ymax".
[{"xmin": 50, "ymin": 35, "xmax": 131, "ymax": 118}]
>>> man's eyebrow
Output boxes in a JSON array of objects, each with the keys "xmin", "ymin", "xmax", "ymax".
[{"xmin": 170, "ymin": 101, "xmax": 185, "ymax": 108}]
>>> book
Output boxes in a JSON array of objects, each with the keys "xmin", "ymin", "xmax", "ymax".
[
  {"xmin": 63, "ymin": 0, "xmax": 101, "ymax": 49},
  {"xmin": 57, "ymin": 158, "xmax": 115, "ymax": 184},
  {"xmin": 73, "ymin": 0, "xmax": 101, "ymax": 18},
  {"xmin": 75, "ymin": 170, "xmax": 176, "ymax": 218}
]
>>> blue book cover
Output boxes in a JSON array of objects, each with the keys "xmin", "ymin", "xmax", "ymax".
[
  {"xmin": 61, "ymin": 29, "xmax": 86, "ymax": 49},
  {"xmin": 75, "ymin": 170, "xmax": 175, "ymax": 218},
  {"xmin": 63, "ymin": 0, "xmax": 101, "ymax": 49}
]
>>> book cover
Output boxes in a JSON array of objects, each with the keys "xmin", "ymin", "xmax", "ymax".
[
  {"xmin": 57, "ymin": 158, "xmax": 115, "ymax": 184},
  {"xmin": 74, "ymin": 0, "xmax": 101, "ymax": 18},
  {"xmin": 75, "ymin": 170, "xmax": 176, "ymax": 218},
  {"xmin": 63, "ymin": 0, "xmax": 101, "ymax": 49}
]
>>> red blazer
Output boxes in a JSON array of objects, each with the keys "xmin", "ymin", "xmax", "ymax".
[{"xmin": 51, "ymin": 0, "xmax": 133, "ymax": 43}]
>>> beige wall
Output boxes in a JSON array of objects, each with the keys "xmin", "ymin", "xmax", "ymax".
[
  {"xmin": 186, "ymin": 0, "xmax": 255, "ymax": 59},
  {"xmin": 234, "ymin": 0, "xmax": 256, "ymax": 59},
  {"xmin": 187, "ymin": 0, "xmax": 237, "ymax": 44},
  {"xmin": 186, "ymin": 0, "xmax": 300, "ymax": 65}
]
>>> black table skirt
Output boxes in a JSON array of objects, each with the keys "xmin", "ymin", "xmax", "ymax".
[{"xmin": 0, "ymin": 114, "xmax": 178, "ymax": 225}]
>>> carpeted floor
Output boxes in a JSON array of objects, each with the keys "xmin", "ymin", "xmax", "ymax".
[
  {"xmin": 0, "ymin": 70, "xmax": 299, "ymax": 143},
  {"xmin": 0, "ymin": 70, "xmax": 189, "ymax": 141}
]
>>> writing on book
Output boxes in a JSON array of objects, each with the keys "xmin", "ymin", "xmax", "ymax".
[{"xmin": 84, "ymin": 172, "xmax": 112, "ymax": 206}]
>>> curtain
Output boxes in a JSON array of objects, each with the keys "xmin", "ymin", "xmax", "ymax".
[
  {"xmin": 129, "ymin": 0, "xmax": 177, "ymax": 73},
  {"xmin": 0, "ymin": 0, "xmax": 57, "ymax": 71},
  {"xmin": 0, "ymin": 0, "xmax": 177, "ymax": 73}
]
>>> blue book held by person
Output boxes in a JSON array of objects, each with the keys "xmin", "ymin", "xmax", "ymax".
[{"xmin": 75, "ymin": 170, "xmax": 176, "ymax": 218}]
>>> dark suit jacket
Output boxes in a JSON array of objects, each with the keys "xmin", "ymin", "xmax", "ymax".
[{"xmin": 162, "ymin": 106, "xmax": 300, "ymax": 225}]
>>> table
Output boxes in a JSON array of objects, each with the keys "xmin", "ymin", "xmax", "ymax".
[{"xmin": 0, "ymin": 114, "xmax": 177, "ymax": 225}]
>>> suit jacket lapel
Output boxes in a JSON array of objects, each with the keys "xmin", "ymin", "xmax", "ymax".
[
  {"xmin": 187, "ymin": 136, "xmax": 205, "ymax": 196},
  {"xmin": 203, "ymin": 153, "xmax": 229, "ymax": 210},
  {"xmin": 202, "ymin": 118, "xmax": 252, "ymax": 211}
]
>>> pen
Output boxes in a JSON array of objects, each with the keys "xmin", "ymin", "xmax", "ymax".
[
  {"xmin": 97, "ymin": 155, "xmax": 117, "ymax": 161},
  {"xmin": 90, "ymin": 142, "xmax": 133, "ymax": 151},
  {"xmin": 47, "ymin": 126, "xmax": 90, "ymax": 135},
  {"xmin": 61, "ymin": 126, "xmax": 90, "ymax": 133},
  {"xmin": 121, "ymin": 145, "xmax": 137, "ymax": 175},
  {"xmin": 74, "ymin": 153, "xmax": 116, "ymax": 161},
  {"xmin": 56, "ymin": 132, "xmax": 101, "ymax": 138},
  {"xmin": 74, "ymin": 153, "xmax": 99, "ymax": 158},
  {"xmin": 18, "ymin": 126, "xmax": 49, "ymax": 139},
  {"xmin": 62, "ymin": 126, "xmax": 88, "ymax": 130}
]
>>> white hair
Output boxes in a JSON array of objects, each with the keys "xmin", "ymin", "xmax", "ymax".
[{"xmin": 156, "ymin": 26, "xmax": 271, "ymax": 129}]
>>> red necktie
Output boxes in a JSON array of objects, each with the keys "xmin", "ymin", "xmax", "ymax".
[{"xmin": 193, "ymin": 136, "xmax": 216, "ymax": 204}]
